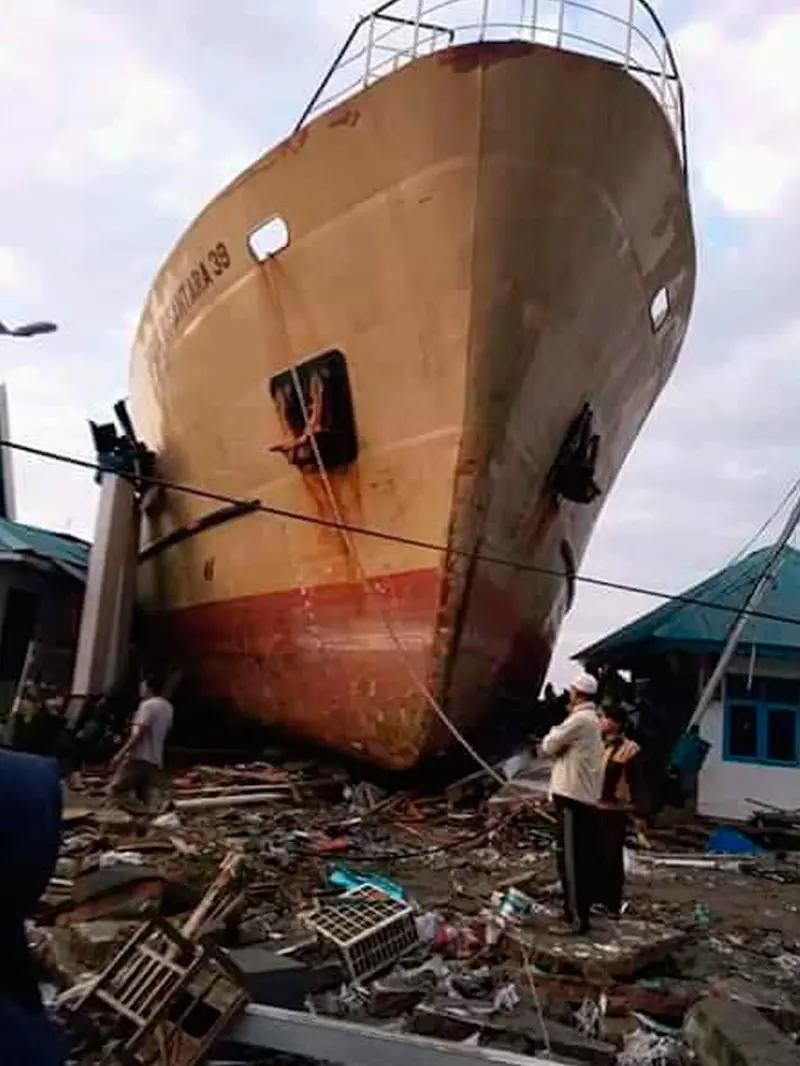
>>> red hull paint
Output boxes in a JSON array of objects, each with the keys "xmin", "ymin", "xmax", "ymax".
[
  {"xmin": 163, "ymin": 568, "xmax": 439, "ymax": 767},
  {"xmin": 158, "ymin": 567, "xmax": 550, "ymax": 768}
]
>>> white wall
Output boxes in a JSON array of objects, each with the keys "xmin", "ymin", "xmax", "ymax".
[{"xmin": 697, "ymin": 656, "xmax": 800, "ymax": 822}]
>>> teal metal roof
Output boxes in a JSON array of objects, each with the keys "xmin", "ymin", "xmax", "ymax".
[
  {"xmin": 0, "ymin": 518, "xmax": 89, "ymax": 582},
  {"xmin": 576, "ymin": 544, "xmax": 800, "ymax": 663}
]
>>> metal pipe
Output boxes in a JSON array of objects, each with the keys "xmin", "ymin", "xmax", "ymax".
[
  {"xmin": 624, "ymin": 0, "xmax": 635, "ymax": 68},
  {"xmin": 363, "ymin": 15, "xmax": 376, "ymax": 87},
  {"xmin": 480, "ymin": 0, "xmax": 490, "ymax": 40},
  {"xmin": 556, "ymin": 0, "xmax": 566, "ymax": 47},
  {"xmin": 411, "ymin": 0, "xmax": 425, "ymax": 56},
  {"xmin": 174, "ymin": 791, "xmax": 289, "ymax": 811}
]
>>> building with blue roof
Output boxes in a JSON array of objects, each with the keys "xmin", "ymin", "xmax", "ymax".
[{"xmin": 575, "ymin": 545, "xmax": 800, "ymax": 821}]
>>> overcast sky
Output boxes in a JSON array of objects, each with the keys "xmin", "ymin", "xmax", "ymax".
[{"xmin": 1, "ymin": 0, "xmax": 798, "ymax": 686}]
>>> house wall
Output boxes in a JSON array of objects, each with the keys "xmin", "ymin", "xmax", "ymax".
[{"xmin": 697, "ymin": 656, "xmax": 800, "ymax": 822}]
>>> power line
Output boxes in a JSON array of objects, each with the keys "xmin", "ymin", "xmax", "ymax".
[
  {"xmin": 5, "ymin": 435, "xmax": 800, "ymax": 632},
  {"xmin": 695, "ymin": 474, "xmax": 800, "ymax": 608},
  {"xmin": 725, "ymin": 473, "xmax": 800, "ymax": 569}
]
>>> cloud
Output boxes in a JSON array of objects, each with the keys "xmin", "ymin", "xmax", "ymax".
[
  {"xmin": 676, "ymin": 2, "xmax": 800, "ymax": 218},
  {"xmin": 0, "ymin": 247, "xmax": 39, "ymax": 302}
]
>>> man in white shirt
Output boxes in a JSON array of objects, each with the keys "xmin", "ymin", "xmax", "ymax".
[
  {"xmin": 539, "ymin": 672, "xmax": 603, "ymax": 934},
  {"xmin": 110, "ymin": 673, "xmax": 174, "ymax": 812}
]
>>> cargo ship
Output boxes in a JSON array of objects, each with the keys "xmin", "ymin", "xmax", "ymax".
[{"xmin": 130, "ymin": 0, "xmax": 696, "ymax": 769}]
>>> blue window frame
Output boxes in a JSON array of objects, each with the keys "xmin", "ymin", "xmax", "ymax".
[{"xmin": 723, "ymin": 675, "xmax": 800, "ymax": 767}]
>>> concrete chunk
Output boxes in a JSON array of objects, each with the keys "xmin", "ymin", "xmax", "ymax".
[
  {"xmin": 228, "ymin": 945, "xmax": 309, "ymax": 1011},
  {"xmin": 685, "ymin": 996, "xmax": 798, "ymax": 1066},
  {"xmin": 508, "ymin": 919, "xmax": 688, "ymax": 981}
]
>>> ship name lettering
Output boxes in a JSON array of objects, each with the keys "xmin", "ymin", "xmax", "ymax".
[{"xmin": 158, "ymin": 242, "xmax": 232, "ymax": 345}]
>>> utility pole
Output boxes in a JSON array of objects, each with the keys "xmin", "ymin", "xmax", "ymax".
[
  {"xmin": 0, "ymin": 319, "xmax": 57, "ymax": 517},
  {"xmin": 688, "ymin": 487, "xmax": 800, "ymax": 731}
]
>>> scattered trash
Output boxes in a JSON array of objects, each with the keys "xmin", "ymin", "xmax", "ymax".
[
  {"xmin": 618, "ymin": 1027, "xmax": 684, "ymax": 1066},
  {"xmin": 501, "ymin": 747, "xmax": 535, "ymax": 781},
  {"xmin": 328, "ymin": 864, "xmax": 408, "ymax": 902},
  {"xmin": 32, "ymin": 747, "xmax": 800, "ymax": 1065},
  {"xmin": 776, "ymin": 953, "xmax": 800, "ymax": 981},
  {"xmin": 492, "ymin": 982, "xmax": 520, "ymax": 1012},
  {"xmin": 574, "ymin": 997, "xmax": 603, "ymax": 1039},
  {"xmin": 495, "ymin": 886, "xmax": 536, "ymax": 919},
  {"xmin": 415, "ymin": 911, "xmax": 441, "ymax": 944},
  {"xmin": 152, "ymin": 810, "xmax": 182, "ymax": 829},
  {"xmin": 97, "ymin": 850, "xmax": 145, "ymax": 868},
  {"xmin": 693, "ymin": 902, "xmax": 712, "ymax": 924},
  {"xmin": 625, "ymin": 847, "xmax": 745, "ymax": 874}
]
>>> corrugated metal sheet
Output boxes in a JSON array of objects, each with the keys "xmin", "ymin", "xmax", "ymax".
[
  {"xmin": 0, "ymin": 518, "xmax": 89, "ymax": 582},
  {"xmin": 577, "ymin": 545, "xmax": 800, "ymax": 662}
]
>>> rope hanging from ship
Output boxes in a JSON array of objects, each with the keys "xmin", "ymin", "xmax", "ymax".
[{"xmin": 256, "ymin": 257, "xmax": 513, "ymax": 789}]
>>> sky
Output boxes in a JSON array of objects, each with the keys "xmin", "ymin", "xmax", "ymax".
[{"xmin": 1, "ymin": 0, "xmax": 799, "ymax": 685}]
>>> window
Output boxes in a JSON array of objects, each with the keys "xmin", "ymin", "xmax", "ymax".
[
  {"xmin": 649, "ymin": 286, "xmax": 670, "ymax": 331},
  {"xmin": 723, "ymin": 674, "xmax": 800, "ymax": 767},
  {"xmin": 767, "ymin": 708, "xmax": 797, "ymax": 764},
  {"xmin": 727, "ymin": 702, "xmax": 758, "ymax": 759}
]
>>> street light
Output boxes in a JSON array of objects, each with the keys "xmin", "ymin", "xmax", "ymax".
[{"xmin": 0, "ymin": 319, "xmax": 57, "ymax": 338}]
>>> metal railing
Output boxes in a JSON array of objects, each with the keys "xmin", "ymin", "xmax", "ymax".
[{"xmin": 295, "ymin": 0, "xmax": 686, "ymax": 171}]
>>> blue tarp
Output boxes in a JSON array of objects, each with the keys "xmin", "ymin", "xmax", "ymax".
[{"xmin": 706, "ymin": 826, "xmax": 765, "ymax": 856}]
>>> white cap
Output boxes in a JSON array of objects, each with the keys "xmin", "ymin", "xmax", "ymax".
[{"xmin": 570, "ymin": 673, "xmax": 598, "ymax": 697}]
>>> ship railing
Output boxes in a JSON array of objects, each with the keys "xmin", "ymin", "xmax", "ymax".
[{"xmin": 296, "ymin": 0, "xmax": 686, "ymax": 172}]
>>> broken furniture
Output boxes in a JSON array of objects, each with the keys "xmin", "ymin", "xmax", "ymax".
[
  {"xmin": 303, "ymin": 883, "xmax": 419, "ymax": 982},
  {"xmin": 66, "ymin": 916, "xmax": 248, "ymax": 1066}
]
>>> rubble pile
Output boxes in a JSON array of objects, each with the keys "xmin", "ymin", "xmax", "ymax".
[{"xmin": 28, "ymin": 755, "xmax": 800, "ymax": 1065}]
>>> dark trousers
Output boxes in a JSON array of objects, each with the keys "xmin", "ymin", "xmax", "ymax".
[
  {"xmin": 553, "ymin": 795, "xmax": 597, "ymax": 931},
  {"xmin": 595, "ymin": 808, "xmax": 628, "ymax": 915},
  {"xmin": 111, "ymin": 759, "xmax": 160, "ymax": 810}
]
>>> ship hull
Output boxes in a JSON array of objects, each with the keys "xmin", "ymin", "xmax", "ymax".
[{"xmin": 131, "ymin": 41, "xmax": 695, "ymax": 769}]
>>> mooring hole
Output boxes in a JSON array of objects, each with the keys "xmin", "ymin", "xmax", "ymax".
[
  {"xmin": 649, "ymin": 286, "xmax": 670, "ymax": 331},
  {"xmin": 248, "ymin": 216, "xmax": 290, "ymax": 261}
]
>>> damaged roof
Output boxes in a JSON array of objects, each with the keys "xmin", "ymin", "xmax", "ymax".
[
  {"xmin": 0, "ymin": 517, "xmax": 89, "ymax": 582},
  {"xmin": 576, "ymin": 544, "xmax": 800, "ymax": 664}
]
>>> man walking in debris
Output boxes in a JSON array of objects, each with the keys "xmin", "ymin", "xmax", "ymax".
[
  {"xmin": 595, "ymin": 703, "xmax": 649, "ymax": 918},
  {"xmin": 110, "ymin": 672, "xmax": 174, "ymax": 812},
  {"xmin": 539, "ymin": 673, "xmax": 604, "ymax": 935},
  {"xmin": 0, "ymin": 748, "xmax": 67, "ymax": 1065}
]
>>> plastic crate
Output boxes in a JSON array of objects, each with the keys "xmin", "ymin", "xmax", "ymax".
[{"xmin": 303, "ymin": 884, "xmax": 419, "ymax": 982}]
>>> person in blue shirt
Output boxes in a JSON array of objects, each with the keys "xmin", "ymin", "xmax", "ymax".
[{"xmin": 0, "ymin": 747, "xmax": 68, "ymax": 1065}]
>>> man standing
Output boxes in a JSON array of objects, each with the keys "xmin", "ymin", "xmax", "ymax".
[
  {"xmin": 110, "ymin": 673, "xmax": 174, "ymax": 812},
  {"xmin": 595, "ymin": 704, "xmax": 649, "ymax": 918},
  {"xmin": 539, "ymin": 673, "xmax": 604, "ymax": 935}
]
